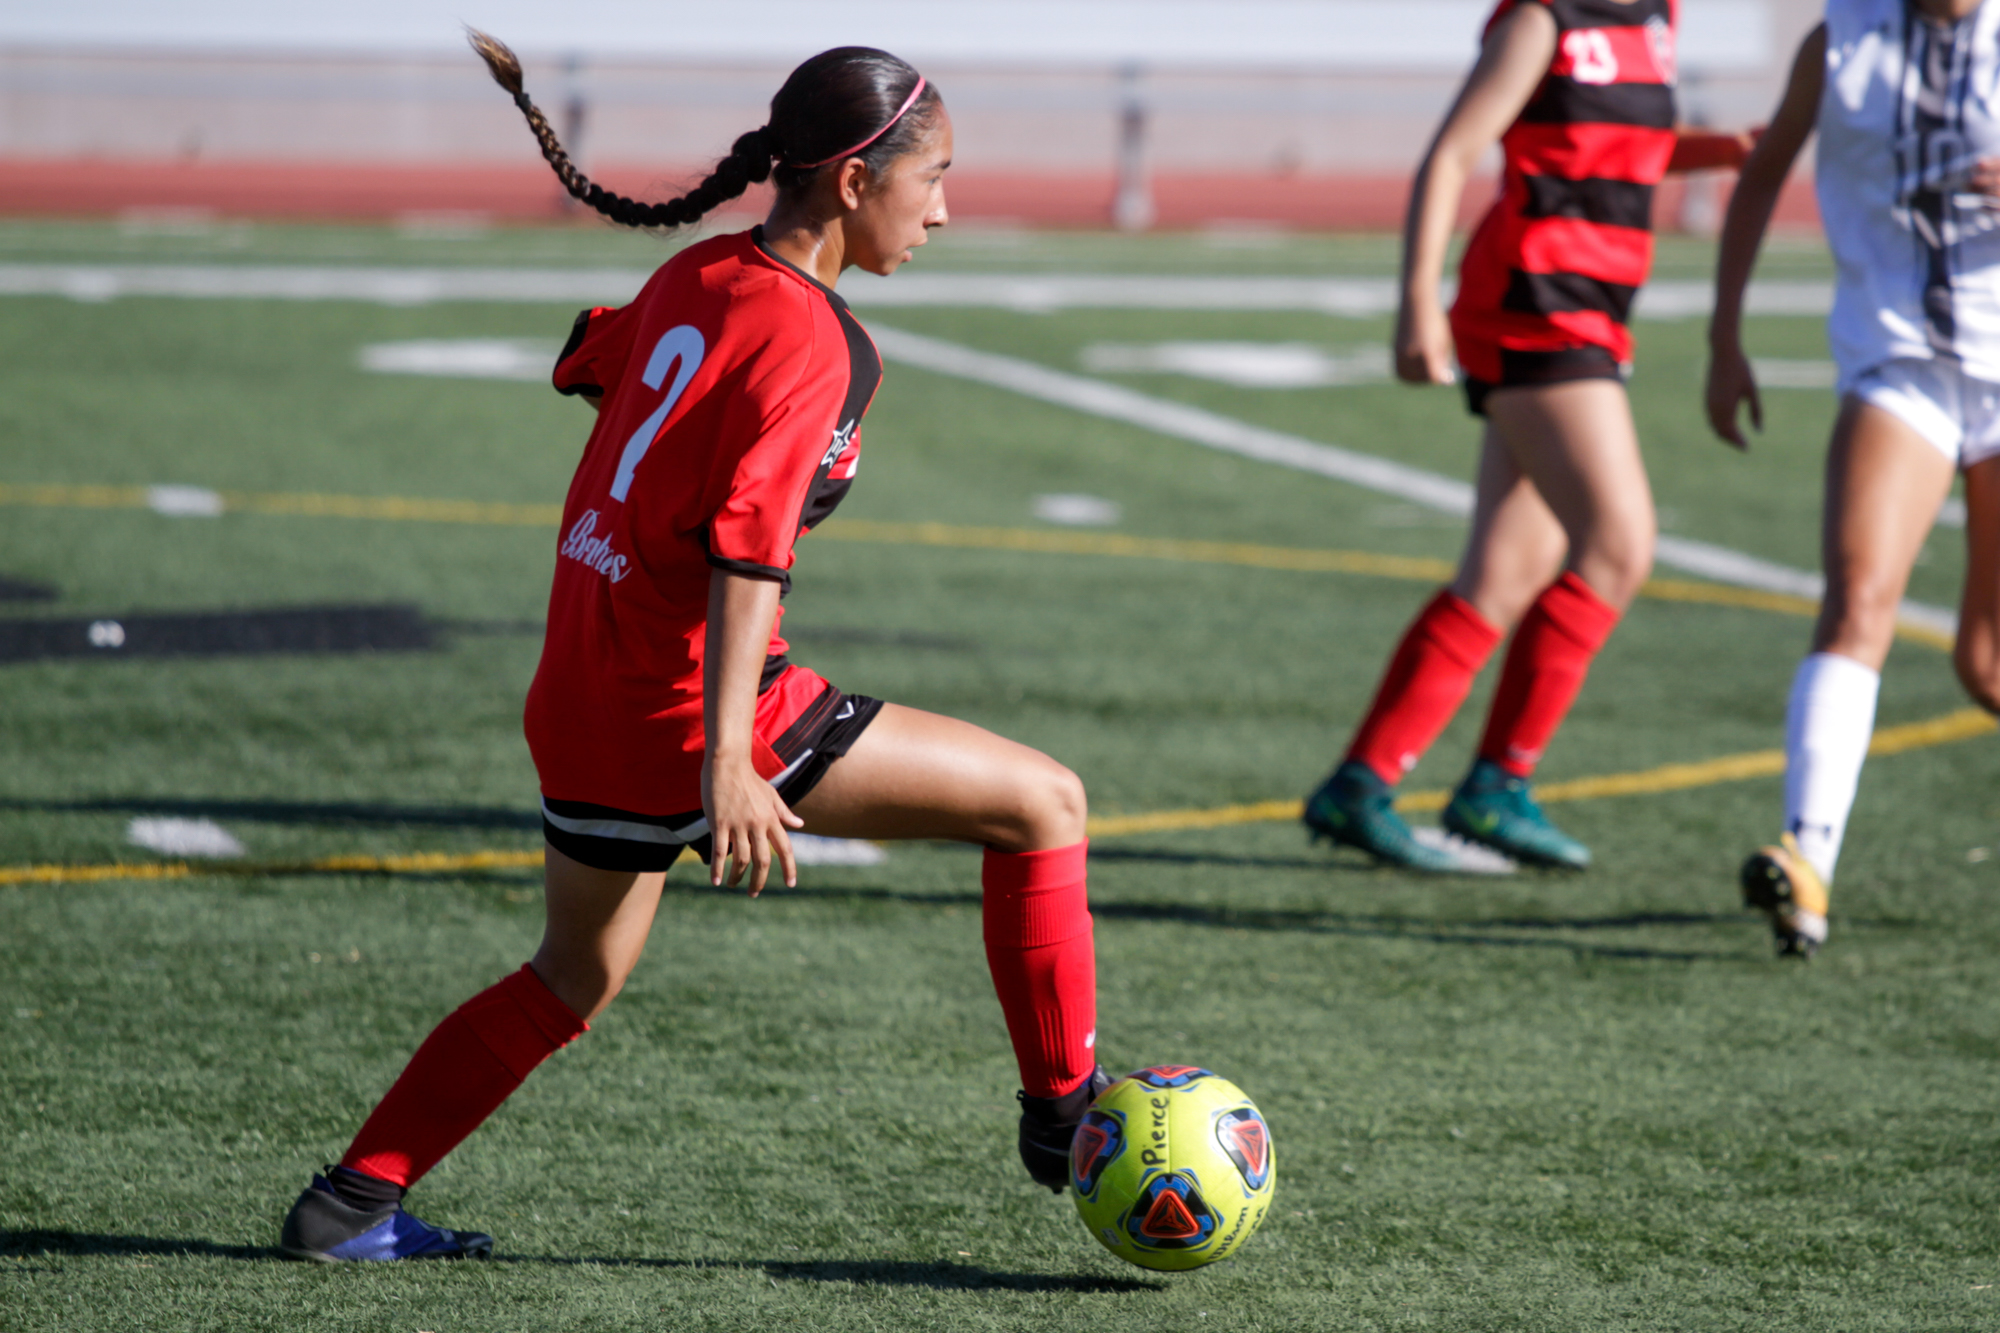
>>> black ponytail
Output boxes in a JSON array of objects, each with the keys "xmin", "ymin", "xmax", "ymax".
[{"xmin": 470, "ymin": 30, "xmax": 939, "ymax": 233}]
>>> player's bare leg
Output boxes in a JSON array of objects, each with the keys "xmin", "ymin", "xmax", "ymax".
[
  {"xmin": 789, "ymin": 702, "xmax": 1085, "ymax": 850},
  {"xmin": 1953, "ymin": 452, "xmax": 2000, "ymax": 712},
  {"xmin": 1478, "ymin": 377, "xmax": 1655, "ymax": 612},
  {"xmin": 1449, "ymin": 419, "xmax": 1569, "ymax": 631},
  {"xmin": 1434, "ymin": 379, "xmax": 1651, "ymax": 868},
  {"xmin": 793, "ymin": 704, "xmax": 1101, "ymax": 1189},
  {"xmin": 1746, "ymin": 399, "xmax": 1956, "ymax": 956},
  {"xmin": 1814, "ymin": 399, "xmax": 1956, "ymax": 668},
  {"xmin": 529, "ymin": 847, "xmax": 669, "ymax": 1021}
]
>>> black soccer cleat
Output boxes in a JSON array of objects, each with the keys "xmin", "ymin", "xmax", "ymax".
[
  {"xmin": 279, "ymin": 1168, "xmax": 494, "ymax": 1263},
  {"xmin": 1017, "ymin": 1065, "xmax": 1112, "ymax": 1193}
]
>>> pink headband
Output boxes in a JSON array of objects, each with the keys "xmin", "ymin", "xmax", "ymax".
[{"xmin": 789, "ymin": 77, "xmax": 928, "ymax": 170}]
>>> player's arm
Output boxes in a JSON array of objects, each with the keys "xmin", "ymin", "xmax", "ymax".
[
  {"xmin": 1395, "ymin": 2, "xmax": 1559, "ymax": 384},
  {"xmin": 1666, "ymin": 128, "xmax": 1761, "ymax": 174},
  {"xmin": 703, "ymin": 568, "xmax": 803, "ymax": 896},
  {"xmin": 578, "ymin": 390, "xmax": 603, "ymax": 414},
  {"xmin": 1706, "ymin": 24, "xmax": 1826, "ymax": 450}
]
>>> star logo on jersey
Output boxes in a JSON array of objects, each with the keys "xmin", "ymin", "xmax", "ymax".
[
  {"xmin": 820, "ymin": 420, "xmax": 859, "ymax": 471},
  {"xmin": 1645, "ymin": 15, "xmax": 1676, "ymax": 88}
]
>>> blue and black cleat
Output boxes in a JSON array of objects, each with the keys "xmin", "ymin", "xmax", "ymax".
[
  {"xmin": 279, "ymin": 1169, "xmax": 494, "ymax": 1263},
  {"xmin": 1017, "ymin": 1065, "xmax": 1112, "ymax": 1193}
]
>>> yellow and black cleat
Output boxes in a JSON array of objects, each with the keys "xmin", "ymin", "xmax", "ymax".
[{"xmin": 1739, "ymin": 833, "xmax": 1830, "ymax": 959}]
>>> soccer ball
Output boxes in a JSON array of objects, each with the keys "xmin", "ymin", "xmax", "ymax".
[{"xmin": 1069, "ymin": 1066, "xmax": 1274, "ymax": 1272}]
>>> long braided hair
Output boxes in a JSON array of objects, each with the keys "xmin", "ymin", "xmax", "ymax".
[{"xmin": 469, "ymin": 31, "xmax": 941, "ymax": 232}]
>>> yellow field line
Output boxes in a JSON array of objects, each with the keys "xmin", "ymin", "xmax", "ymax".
[
  {"xmin": 0, "ymin": 848, "xmax": 544, "ymax": 888},
  {"xmin": 9, "ymin": 710, "xmax": 1988, "ymax": 882},
  {"xmin": 3, "ymin": 483, "xmax": 1983, "ymax": 870},
  {"xmin": 0, "ymin": 483, "xmax": 1928, "ymax": 640},
  {"xmin": 1082, "ymin": 707, "xmax": 1996, "ymax": 837}
]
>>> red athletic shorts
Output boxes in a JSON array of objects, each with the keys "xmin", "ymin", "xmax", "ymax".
[
  {"xmin": 1459, "ymin": 344, "xmax": 1626, "ymax": 417},
  {"xmin": 539, "ymin": 666, "xmax": 882, "ymax": 872}
]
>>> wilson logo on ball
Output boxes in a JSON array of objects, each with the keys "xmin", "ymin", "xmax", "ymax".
[{"xmin": 1215, "ymin": 1107, "xmax": 1271, "ymax": 1190}]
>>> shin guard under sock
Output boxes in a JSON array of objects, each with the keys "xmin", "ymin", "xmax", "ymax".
[
  {"xmin": 340, "ymin": 964, "xmax": 587, "ymax": 1189},
  {"xmin": 1346, "ymin": 589, "xmax": 1504, "ymax": 783},
  {"xmin": 1479, "ymin": 571, "xmax": 1621, "ymax": 777},
  {"xmin": 982, "ymin": 843, "xmax": 1097, "ymax": 1099},
  {"xmin": 1783, "ymin": 652, "xmax": 1880, "ymax": 886}
]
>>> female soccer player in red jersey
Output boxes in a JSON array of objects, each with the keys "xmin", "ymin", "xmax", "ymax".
[
  {"xmin": 1303, "ymin": 0, "xmax": 1753, "ymax": 872},
  {"xmin": 1709, "ymin": 0, "xmax": 2000, "ymax": 956},
  {"xmin": 279, "ymin": 35, "xmax": 1104, "ymax": 1263}
]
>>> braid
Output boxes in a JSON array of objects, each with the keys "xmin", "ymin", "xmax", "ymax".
[{"xmin": 467, "ymin": 28, "xmax": 776, "ymax": 231}]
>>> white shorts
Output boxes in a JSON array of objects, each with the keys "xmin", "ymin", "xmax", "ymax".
[{"xmin": 1848, "ymin": 358, "xmax": 2000, "ymax": 468}]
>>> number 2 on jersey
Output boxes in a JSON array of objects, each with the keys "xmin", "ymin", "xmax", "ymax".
[{"xmin": 610, "ymin": 324, "xmax": 705, "ymax": 502}]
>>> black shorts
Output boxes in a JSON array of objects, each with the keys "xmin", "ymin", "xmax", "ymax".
[
  {"xmin": 1462, "ymin": 345, "xmax": 1626, "ymax": 417},
  {"xmin": 540, "ymin": 686, "xmax": 884, "ymax": 873}
]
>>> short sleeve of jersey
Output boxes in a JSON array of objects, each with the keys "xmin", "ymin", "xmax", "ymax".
[
  {"xmin": 703, "ymin": 327, "xmax": 848, "ymax": 580},
  {"xmin": 552, "ymin": 305, "xmax": 638, "ymax": 399}
]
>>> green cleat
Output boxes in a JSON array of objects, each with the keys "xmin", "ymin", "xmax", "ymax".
[
  {"xmin": 1443, "ymin": 759, "xmax": 1591, "ymax": 869},
  {"xmin": 1304, "ymin": 760, "xmax": 1465, "ymax": 872}
]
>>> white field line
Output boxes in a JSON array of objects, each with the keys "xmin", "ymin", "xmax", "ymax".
[
  {"xmin": 0, "ymin": 260, "xmax": 1945, "ymax": 630},
  {"xmin": 0, "ymin": 262, "xmax": 1833, "ymax": 319},
  {"xmin": 867, "ymin": 324, "xmax": 1960, "ymax": 638}
]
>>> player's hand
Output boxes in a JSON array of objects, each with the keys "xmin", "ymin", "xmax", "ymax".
[
  {"xmin": 702, "ymin": 755, "xmax": 803, "ymax": 897},
  {"xmin": 1969, "ymin": 155, "xmax": 2000, "ymax": 201},
  {"xmin": 1704, "ymin": 343, "xmax": 1763, "ymax": 451},
  {"xmin": 1392, "ymin": 300, "xmax": 1457, "ymax": 385}
]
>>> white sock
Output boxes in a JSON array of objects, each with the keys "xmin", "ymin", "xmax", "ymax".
[{"xmin": 1783, "ymin": 652, "xmax": 1881, "ymax": 886}]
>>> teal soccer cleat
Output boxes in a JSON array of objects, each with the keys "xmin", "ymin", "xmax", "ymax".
[
  {"xmin": 1303, "ymin": 760, "xmax": 1465, "ymax": 872},
  {"xmin": 1443, "ymin": 759, "xmax": 1590, "ymax": 869}
]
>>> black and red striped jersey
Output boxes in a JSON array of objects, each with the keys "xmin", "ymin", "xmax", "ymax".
[
  {"xmin": 524, "ymin": 227, "xmax": 880, "ymax": 814},
  {"xmin": 1450, "ymin": 0, "xmax": 1678, "ymax": 380}
]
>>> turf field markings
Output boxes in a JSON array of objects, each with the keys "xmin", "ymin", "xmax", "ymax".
[
  {"xmin": 1750, "ymin": 358, "xmax": 1839, "ymax": 389},
  {"xmin": 357, "ymin": 338, "xmax": 559, "ymax": 381},
  {"xmin": 1077, "ymin": 341, "xmax": 1391, "ymax": 388},
  {"xmin": 1031, "ymin": 494, "xmax": 1122, "ymax": 526},
  {"xmin": 145, "ymin": 485, "xmax": 223, "ymax": 517},
  {"xmin": 125, "ymin": 817, "xmax": 243, "ymax": 858},
  {"xmin": 863, "ymin": 324, "xmax": 1961, "ymax": 642},
  {"xmin": 0, "ymin": 481, "xmax": 561, "ymax": 527},
  {"xmin": 0, "ymin": 484, "xmax": 1950, "ymax": 649},
  {"xmin": 0, "ymin": 262, "xmax": 1833, "ymax": 319},
  {"xmin": 1082, "ymin": 707, "xmax": 1997, "ymax": 837},
  {"xmin": 8, "ymin": 707, "xmax": 1989, "ymax": 884}
]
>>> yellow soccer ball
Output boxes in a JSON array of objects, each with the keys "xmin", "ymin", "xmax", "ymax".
[{"xmin": 1069, "ymin": 1066, "xmax": 1274, "ymax": 1272}]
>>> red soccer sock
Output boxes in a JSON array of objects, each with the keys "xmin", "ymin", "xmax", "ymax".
[
  {"xmin": 340, "ymin": 964, "xmax": 588, "ymax": 1188},
  {"xmin": 1479, "ymin": 570, "xmax": 1621, "ymax": 777},
  {"xmin": 982, "ymin": 842, "xmax": 1097, "ymax": 1100},
  {"xmin": 1345, "ymin": 589, "xmax": 1504, "ymax": 784}
]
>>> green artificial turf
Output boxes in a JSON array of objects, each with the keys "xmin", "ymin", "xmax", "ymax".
[{"xmin": 2, "ymin": 222, "xmax": 1996, "ymax": 1331}]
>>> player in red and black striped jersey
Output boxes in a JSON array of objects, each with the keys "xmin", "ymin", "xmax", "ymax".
[
  {"xmin": 278, "ymin": 36, "xmax": 1105, "ymax": 1264},
  {"xmin": 1303, "ymin": 0, "xmax": 1754, "ymax": 872}
]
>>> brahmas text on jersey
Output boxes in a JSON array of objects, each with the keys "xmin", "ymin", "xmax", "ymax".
[
  {"xmin": 1818, "ymin": 0, "xmax": 2000, "ymax": 387},
  {"xmin": 524, "ymin": 228, "xmax": 881, "ymax": 814},
  {"xmin": 1451, "ymin": 0, "xmax": 1679, "ymax": 381}
]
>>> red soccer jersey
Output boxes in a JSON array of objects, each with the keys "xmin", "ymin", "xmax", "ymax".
[
  {"xmin": 524, "ymin": 229, "xmax": 880, "ymax": 814},
  {"xmin": 1450, "ymin": 0, "xmax": 1678, "ymax": 381}
]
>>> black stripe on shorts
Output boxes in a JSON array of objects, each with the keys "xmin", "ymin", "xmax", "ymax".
[
  {"xmin": 541, "ymin": 687, "xmax": 884, "ymax": 874},
  {"xmin": 1463, "ymin": 345, "xmax": 1625, "ymax": 417}
]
